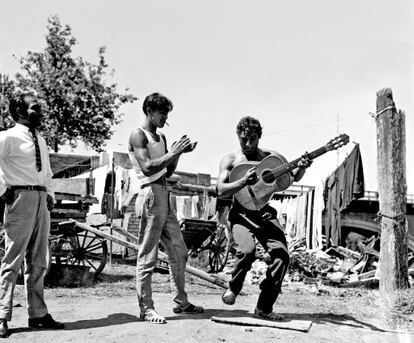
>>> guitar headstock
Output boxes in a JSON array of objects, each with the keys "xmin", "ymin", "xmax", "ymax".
[{"xmin": 325, "ymin": 134, "xmax": 350, "ymax": 151}]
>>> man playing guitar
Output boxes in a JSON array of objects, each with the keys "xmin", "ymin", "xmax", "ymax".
[{"xmin": 216, "ymin": 116, "xmax": 312, "ymax": 321}]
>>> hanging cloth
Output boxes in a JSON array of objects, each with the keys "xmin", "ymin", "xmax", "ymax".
[{"xmin": 323, "ymin": 144, "xmax": 365, "ymax": 247}]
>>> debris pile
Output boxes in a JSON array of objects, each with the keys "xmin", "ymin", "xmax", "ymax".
[
  {"xmin": 245, "ymin": 260, "xmax": 268, "ymax": 285},
  {"xmin": 221, "ymin": 236, "xmax": 414, "ymax": 288},
  {"xmin": 287, "ymin": 236, "xmax": 386, "ymax": 288}
]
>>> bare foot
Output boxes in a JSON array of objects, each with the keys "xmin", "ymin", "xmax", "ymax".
[
  {"xmin": 221, "ymin": 289, "xmax": 237, "ymax": 305},
  {"xmin": 253, "ymin": 308, "xmax": 285, "ymax": 321}
]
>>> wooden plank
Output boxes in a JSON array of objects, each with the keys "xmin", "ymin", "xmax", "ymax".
[
  {"xmin": 211, "ymin": 311, "xmax": 312, "ymax": 332},
  {"xmin": 338, "ymin": 277, "xmax": 379, "ymax": 288},
  {"xmin": 197, "ymin": 173, "xmax": 211, "ymax": 186},
  {"xmin": 111, "ymin": 223, "xmax": 138, "ymax": 243},
  {"xmin": 55, "ymin": 193, "xmax": 83, "ymax": 202},
  {"xmin": 54, "ymin": 193, "xmax": 99, "ymax": 204},
  {"xmin": 336, "ymin": 246, "xmax": 361, "ymax": 259},
  {"xmin": 51, "ymin": 214, "xmax": 87, "ymax": 220},
  {"xmin": 53, "ymin": 203, "xmax": 84, "ymax": 210},
  {"xmin": 358, "ymin": 270, "xmax": 376, "ymax": 280},
  {"xmin": 167, "ymin": 182, "xmax": 216, "ymax": 196},
  {"xmin": 52, "ymin": 178, "xmax": 91, "ymax": 196},
  {"xmin": 51, "ymin": 208, "xmax": 88, "ymax": 214}
]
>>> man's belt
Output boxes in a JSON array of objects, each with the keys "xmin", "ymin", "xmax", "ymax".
[
  {"xmin": 10, "ymin": 185, "xmax": 47, "ymax": 192},
  {"xmin": 141, "ymin": 176, "xmax": 167, "ymax": 189}
]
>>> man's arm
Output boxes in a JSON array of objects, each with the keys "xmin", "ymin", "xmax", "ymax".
[
  {"xmin": 0, "ymin": 132, "xmax": 10, "ymax": 199},
  {"xmin": 267, "ymin": 149, "xmax": 310, "ymax": 183},
  {"xmin": 45, "ymin": 147, "xmax": 55, "ymax": 210},
  {"xmin": 216, "ymin": 154, "xmax": 257, "ymax": 199},
  {"xmin": 129, "ymin": 129, "xmax": 191, "ymax": 176}
]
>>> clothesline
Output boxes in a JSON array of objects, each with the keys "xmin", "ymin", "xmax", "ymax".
[{"xmin": 263, "ymin": 113, "xmax": 365, "ymax": 137}]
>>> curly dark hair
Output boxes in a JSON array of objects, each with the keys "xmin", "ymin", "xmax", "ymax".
[
  {"xmin": 142, "ymin": 92, "xmax": 173, "ymax": 116},
  {"xmin": 236, "ymin": 116, "xmax": 262, "ymax": 138}
]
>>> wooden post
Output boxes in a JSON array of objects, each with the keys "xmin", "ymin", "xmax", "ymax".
[{"xmin": 375, "ymin": 88, "xmax": 409, "ymax": 302}]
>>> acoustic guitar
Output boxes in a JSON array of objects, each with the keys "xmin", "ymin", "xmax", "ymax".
[{"xmin": 229, "ymin": 134, "xmax": 350, "ymax": 211}]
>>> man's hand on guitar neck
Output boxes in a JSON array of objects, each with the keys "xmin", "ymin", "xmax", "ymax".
[
  {"xmin": 292, "ymin": 153, "xmax": 312, "ymax": 182},
  {"xmin": 298, "ymin": 153, "xmax": 313, "ymax": 169}
]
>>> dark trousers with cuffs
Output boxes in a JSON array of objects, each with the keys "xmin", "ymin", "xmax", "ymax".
[{"xmin": 228, "ymin": 208, "xmax": 289, "ymax": 314}]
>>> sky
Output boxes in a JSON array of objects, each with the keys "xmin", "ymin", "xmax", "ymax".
[{"xmin": 1, "ymin": 0, "xmax": 413, "ymax": 192}]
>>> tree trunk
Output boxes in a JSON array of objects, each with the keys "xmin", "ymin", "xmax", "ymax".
[{"xmin": 375, "ymin": 88, "xmax": 409, "ymax": 305}]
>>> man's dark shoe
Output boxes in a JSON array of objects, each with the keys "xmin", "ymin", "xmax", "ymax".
[
  {"xmin": 0, "ymin": 320, "xmax": 9, "ymax": 338},
  {"xmin": 28, "ymin": 314, "xmax": 64, "ymax": 329}
]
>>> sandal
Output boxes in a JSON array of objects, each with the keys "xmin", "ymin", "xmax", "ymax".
[
  {"xmin": 173, "ymin": 302, "xmax": 204, "ymax": 314},
  {"xmin": 140, "ymin": 309, "xmax": 167, "ymax": 324},
  {"xmin": 221, "ymin": 289, "xmax": 237, "ymax": 305},
  {"xmin": 253, "ymin": 308, "xmax": 285, "ymax": 321}
]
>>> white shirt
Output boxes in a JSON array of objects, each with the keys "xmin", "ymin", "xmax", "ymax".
[{"xmin": 0, "ymin": 123, "xmax": 54, "ymax": 198}]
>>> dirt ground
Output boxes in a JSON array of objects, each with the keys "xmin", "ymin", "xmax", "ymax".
[{"xmin": 4, "ymin": 261, "xmax": 414, "ymax": 343}]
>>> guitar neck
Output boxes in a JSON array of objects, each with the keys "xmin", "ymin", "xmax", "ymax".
[{"xmin": 273, "ymin": 146, "xmax": 328, "ymax": 178}]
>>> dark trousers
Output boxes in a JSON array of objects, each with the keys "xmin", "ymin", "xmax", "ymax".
[{"xmin": 229, "ymin": 214, "xmax": 289, "ymax": 314}]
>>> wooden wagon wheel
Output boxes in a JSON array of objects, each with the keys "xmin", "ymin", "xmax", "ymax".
[
  {"xmin": 51, "ymin": 230, "xmax": 108, "ymax": 278},
  {"xmin": 0, "ymin": 228, "xmax": 6, "ymax": 262},
  {"xmin": 408, "ymin": 253, "xmax": 414, "ymax": 269},
  {"xmin": 208, "ymin": 223, "xmax": 230, "ymax": 273}
]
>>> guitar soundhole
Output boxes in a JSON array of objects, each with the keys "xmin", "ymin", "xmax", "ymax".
[{"xmin": 261, "ymin": 170, "xmax": 275, "ymax": 184}]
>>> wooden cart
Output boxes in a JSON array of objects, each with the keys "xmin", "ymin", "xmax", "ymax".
[
  {"xmin": 48, "ymin": 190, "xmax": 108, "ymax": 279},
  {"xmin": 180, "ymin": 218, "xmax": 230, "ymax": 273},
  {"xmin": 0, "ymin": 205, "xmax": 108, "ymax": 280},
  {"xmin": 0, "ymin": 180, "xmax": 108, "ymax": 280},
  {"xmin": 168, "ymin": 182, "xmax": 231, "ymax": 273}
]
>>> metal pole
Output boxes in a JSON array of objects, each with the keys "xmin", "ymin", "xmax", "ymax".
[{"xmin": 109, "ymin": 156, "xmax": 115, "ymax": 264}]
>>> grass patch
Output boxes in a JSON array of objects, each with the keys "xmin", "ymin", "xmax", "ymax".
[{"xmin": 392, "ymin": 289, "xmax": 414, "ymax": 315}]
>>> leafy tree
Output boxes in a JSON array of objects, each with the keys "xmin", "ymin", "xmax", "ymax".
[
  {"xmin": 0, "ymin": 74, "xmax": 17, "ymax": 130},
  {"xmin": 14, "ymin": 15, "xmax": 136, "ymax": 152}
]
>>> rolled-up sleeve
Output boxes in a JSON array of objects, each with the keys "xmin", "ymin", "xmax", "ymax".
[{"xmin": 0, "ymin": 132, "xmax": 10, "ymax": 196}]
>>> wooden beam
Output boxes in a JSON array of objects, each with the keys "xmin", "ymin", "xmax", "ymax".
[
  {"xmin": 51, "ymin": 178, "xmax": 91, "ymax": 196},
  {"xmin": 167, "ymin": 182, "xmax": 216, "ymax": 196},
  {"xmin": 65, "ymin": 220, "xmax": 228, "ymax": 289},
  {"xmin": 338, "ymin": 277, "xmax": 379, "ymax": 288}
]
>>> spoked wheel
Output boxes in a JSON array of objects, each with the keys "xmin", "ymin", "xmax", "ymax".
[
  {"xmin": 408, "ymin": 253, "xmax": 414, "ymax": 269},
  {"xmin": 0, "ymin": 228, "xmax": 5, "ymax": 260},
  {"xmin": 208, "ymin": 223, "xmax": 230, "ymax": 273},
  {"xmin": 51, "ymin": 230, "xmax": 108, "ymax": 279}
]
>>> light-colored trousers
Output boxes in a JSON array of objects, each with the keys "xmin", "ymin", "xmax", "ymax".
[
  {"xmin": 0, "ymin": 190, "xmax": 49, "ymax": 321},
  {"xmin": 135, "ymin": 184, "xmax": 189, "ymax": 315}
]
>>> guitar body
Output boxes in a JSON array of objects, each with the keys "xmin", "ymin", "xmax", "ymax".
[
  {"xmin": 229, "ymin": 155, "xmax": 293, "ymax": 211},
  {"xmin": 228, "ymin": 134, "xmax": 349, "ymax": 211}
]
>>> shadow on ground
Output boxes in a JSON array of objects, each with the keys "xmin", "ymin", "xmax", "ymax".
[
  {"xmin": 9, "ymin": 313, "xmax": 139, "ymax": 335},
  {"xmin": 166, "ymin": 308, "xmax": 389, "ymax": 333}
]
